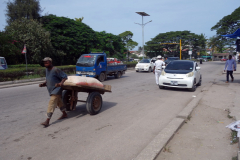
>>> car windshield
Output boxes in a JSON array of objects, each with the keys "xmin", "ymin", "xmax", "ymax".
[
  {"xmin": 76, "ymin": 55, "xmax": 96, "ymax": 67},
  {"xmin": 166, "ymin": 61, "xmax": 194, "ymax": 70},
  {"xmin": 0, "ymin": 58, "xmax": 5, "ymax": 65},
  {"xmin": 139, "ymin": 59, "xmax": 150, "ymax": 63}
]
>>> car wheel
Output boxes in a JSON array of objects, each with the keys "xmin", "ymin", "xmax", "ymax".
[
  {"xmin": 148, "ymin": 67, "xmax": 152, "ymax": 72},
  {"xmin": 197, "ymin": 76, "xmax": 202, "ymax": 86},
  {"xmin": 188, "ymin": 81, "xmax": 196, "ymax": 92},
  {"xmin": 159, "ymin": 85, "xmax": 165, "ymax": 89},
  {"xmin": 136, "ymin": 70, "xmax": 139, "ymax": 72}
]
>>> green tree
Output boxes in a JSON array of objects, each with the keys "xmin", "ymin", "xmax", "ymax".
[
  {"xmin": 119, "ymin": 31, "xmax": 138, "ymax": 60},
  {"xmin": 211, "ymin": 7, "xmax": 240, "ymax": 52},
  {"xmin": 5, "ymin": 17, "xmax": 63, "ymax": 64},
  {"xmin": 207, "ymin": 36, "xmax": 225, "ymax": 53},
  {"xmin": 40, "ymin": 14, "xmax": 97, "ymax": 64},
  {"xmin": 95, "ymin": 31, "xmax": 125, "ymax": 58},
  {"xmin": 6, "ymin": 0, "xmax": 42, "ymax": 25},
  {"xmin": 145, "ymin": 31, "xmax": 207, "ymax": 59},
  {"xmin": 211, "ymin": 7, "xmax": 240, "ymax": 36},
  {"xmin": 0, "ymin": 31, "xmax": 21, "ymax": 64},
  {"xmin": 75, "ymin": 17, "xmax": 84, "ymax": 22}
]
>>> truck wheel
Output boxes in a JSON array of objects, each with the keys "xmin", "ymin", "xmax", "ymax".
[
  {"xmin": 62, "ymin": 90, "xmax": 78, "ymax": 111},
  {"xmin": 86, "ymin": 92, "xmax": 102, "ymax": 115},
  {"xmin": 114, "ymin": 72, "xmax": 121, "ymax": 78},
  {"xmin": 98, "ymin": 72, "xmax": 105, "ymax": 82}
]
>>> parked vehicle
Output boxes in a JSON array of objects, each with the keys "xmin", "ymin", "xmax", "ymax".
[
  {"xmin": 0, "ymin": 57, "xmax": 8, "ymax": 70},
  {"xmin": 165, "ymin": 57, "xmax": 180, "ymax": 65},
  {"xmin": 159, "ymin": 60, "xmax": 201, "ymax": 92},
  {"xmin": 76, "ymin": 53, "xmax": 127, "ymax": 82},
  {"xmin": 221, "ymin": 58, "xmax": 227, "ymax": 61},
  {"xmin": 135, "ymin": 59, "xmax": 154, "ymax": 72}
]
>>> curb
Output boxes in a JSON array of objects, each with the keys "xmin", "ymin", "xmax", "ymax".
[
  {"xmin": 177, "ymin": 92, "xmax": 203, "ymax": 120},
  {"xmin": 134, "ymin": 84, "xmax": 211, "ymax": 160},
  {"xmin": 134, "ymin": 118, "xmax": 185, "ymax": 160},
  {"xmin": 0, "ymin": 80, "xmax": 45, "ymax": 89}
]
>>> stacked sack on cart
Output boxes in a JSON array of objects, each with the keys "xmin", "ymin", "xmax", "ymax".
[{"xmin": 64, "ymin": 76, "xmax": 104, "ymax": 89}]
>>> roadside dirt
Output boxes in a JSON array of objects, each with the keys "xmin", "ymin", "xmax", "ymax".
[{"xmin": 156, "ymin": 79, "xmax": 238, "ymax": 160}]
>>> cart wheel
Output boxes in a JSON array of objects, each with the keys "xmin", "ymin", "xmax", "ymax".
[
  {"xmin": 86, "ymin": 92, "xmax": 102, "ymax": 115},
  {"xmin": 62, "ymin": 90, "xmax": 78, "ymax": 111}
]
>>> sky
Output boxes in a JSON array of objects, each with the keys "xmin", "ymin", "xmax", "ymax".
[{"xmin": 0, "ymin": 0, "xmax": 240, "ymax": 50}]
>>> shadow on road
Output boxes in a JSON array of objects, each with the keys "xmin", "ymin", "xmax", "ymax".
[
  {"xmin": 161, "ymin": 86, "xmax": 202, "ymax": 92},
  {"xmin": 54, "ymin": 101, "xmax": 118, "ymax": 122},
  {"xmin": 104, "ymin": 75, "xmax": 129, "ymax": 81}
]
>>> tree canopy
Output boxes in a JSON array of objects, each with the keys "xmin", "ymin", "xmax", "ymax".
[
  {"xmin": 40, "ymin": 14, "xmax": 97, "ymax": 64},
  {"xmin": 5, "ymin": 17, "xmax": 63, "ymax": 64},
  {"xmin": 119, "ymin": 31, "xmax": 138, "ymax": 60},
  {"xmin": 5, "ymin": 0, "xmax": 42, "ymax": 25},
  {"xmin": 145, "ymin": 31, "xmax": 207, "ymax": 59},
  {"xmin": 210, "ymin": 6, "xmax": 240, "ymax": 52}
]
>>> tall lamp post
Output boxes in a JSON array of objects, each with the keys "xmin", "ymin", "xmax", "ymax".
[
  {"xmin": 187, "ymin": 35, "xmax": 192, "ymax": 60},
  {"xmin": 135, "ymin": 12, "xmax": 152, "ymax": 59}
]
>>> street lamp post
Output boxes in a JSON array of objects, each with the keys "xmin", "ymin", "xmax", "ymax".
[
  {"xmin": 187, "ymin": 35, "xmax": 192, "ymax": 60},
  {"xmin": 135, "ymin": 12, "xmax": 152, "ymax": 59}
]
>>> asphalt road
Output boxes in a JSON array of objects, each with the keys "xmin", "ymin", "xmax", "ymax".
[{"xmin": 0, "ymin": 61, "xmax": 224, "ymax": 160}]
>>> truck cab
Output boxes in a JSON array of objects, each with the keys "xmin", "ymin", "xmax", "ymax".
[{"xmin": 76, "ymin": 53, "xmax": 106, "ymax": 77}]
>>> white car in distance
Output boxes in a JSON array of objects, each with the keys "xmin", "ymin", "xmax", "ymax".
[
  {"xmin": 159, "ymin": 60, "xmax": 202, "ymax": 92},
  {"xmin": 135, "ymin": 59, "xmax": 154, "ymax": 72}
]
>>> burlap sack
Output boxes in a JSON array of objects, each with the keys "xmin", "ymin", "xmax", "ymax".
[{"xmin": 65, "ymin": 76, "xmax": 104, "ymax": 88}]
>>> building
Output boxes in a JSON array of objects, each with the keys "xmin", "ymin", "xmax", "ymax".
[{"xmin": 212, "ymin": 53, "xmax": 229, "ymax": 61}]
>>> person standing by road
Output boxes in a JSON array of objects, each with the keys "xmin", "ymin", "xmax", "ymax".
[
  {"xmin": 224, "ymin": 55, "xmax": 236, "ymax": 83},
  {"xmin": 39, "ymin": 57, "xmax": 68, "ymax": 127},
  {"xmin": 153, "ymin": 55, "xmax": 165, "ymax": 85}
]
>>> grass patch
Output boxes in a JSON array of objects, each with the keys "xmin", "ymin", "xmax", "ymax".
[
  {"xmin": 163, "ymin": 146, "xmax": 172, "ymax": 153},
  {"xmin": 230, "ymin": 130, "xmax": 238, "ymax": 144},
  {"xmin": 232, "ymin": 156, "xmax": 237, "ymax": 160}
]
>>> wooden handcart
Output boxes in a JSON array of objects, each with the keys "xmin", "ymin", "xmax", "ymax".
[{"xmin": 56, "ymin": 82, "xmax": 111, "ymax": 115}]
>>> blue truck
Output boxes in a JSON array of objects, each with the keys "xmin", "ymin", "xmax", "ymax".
[{"xmin": 76, "ymin": 53, "xmax": 127, "ymax": 82}]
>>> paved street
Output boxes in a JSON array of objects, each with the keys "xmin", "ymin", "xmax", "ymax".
[{"xmin": 0, "ymin": 61, "xmax": 224, "ymax": 160}]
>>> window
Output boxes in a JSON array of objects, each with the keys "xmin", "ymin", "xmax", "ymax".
[
  {"xmin": 0, "ymin": 58, "xmax": 5, "ymax": 65},
  {"xmin": 97, "ymin": 56, "xmax": 104, "ymax": 66}
]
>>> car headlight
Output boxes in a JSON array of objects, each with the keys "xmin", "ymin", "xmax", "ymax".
[
  {"xmin": 161, "ymin": 70, "xmax": 166, "ymax": 76},
  {"xmin": 186, "ymin": 72, "xmax": 194, "ymax": 77},
  {"xmin": 76, "ymin": 71, "xmax": 81, "ymax": 74},
  {"xmin": 145, "ymin": 65, "xmax": 149, "ymax": 67}
]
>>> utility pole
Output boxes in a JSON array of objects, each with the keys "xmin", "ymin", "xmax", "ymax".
[{"xmin": 135, "ymin": 12, "xmax": 152, "ymax": 59}]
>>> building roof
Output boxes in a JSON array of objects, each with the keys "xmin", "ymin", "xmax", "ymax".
[{"xmin": 212, "ymin": 53, "xmax": 230, "ymax": 56}]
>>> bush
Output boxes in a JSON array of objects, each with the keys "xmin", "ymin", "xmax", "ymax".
[
  {"xmin": 0, "ymin": 68, "xmax": 26, "ymax": 82},
  {"xmin": 124, "ymin": 62, "xmax": 137, "ymax": 68},
  {"xmin": 8, "ymin": 64, "xmax": 41, "ymax": 68},
  {"xmin": 0, "ymin": 65, "xmax": 76, "ymax": 82}
]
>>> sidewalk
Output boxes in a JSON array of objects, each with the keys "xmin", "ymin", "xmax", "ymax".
[{"xmin": 156, "ymin": 73, "xmax": 240, "ymax": 159}]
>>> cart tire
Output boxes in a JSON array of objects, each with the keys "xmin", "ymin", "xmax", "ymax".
[
  {"xmin": 114, "ymin": 72, "xmax": 121, "ymax": 78},
  {"xmin": 98, "ymin": 72, "xmax": 105, "ymax": 82},
  {"xmin": 86, "ymin": 92, "xmax": 102, "ymax": 115},
  {"xmin": 62, "ymin": 90, "xmax": 78, "ymax": 111}
]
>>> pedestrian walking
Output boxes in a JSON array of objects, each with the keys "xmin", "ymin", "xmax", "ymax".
[
  {"xmin": 153, "ymin": 55, "xmax": 165, "ymax": 85},
  {"xmin": 39, "ymin": 57, "xmax": 68, "ymax": 127},
  {"xmin": 224, "ymin": 55, "xmax": 236, "ymax": 83}
]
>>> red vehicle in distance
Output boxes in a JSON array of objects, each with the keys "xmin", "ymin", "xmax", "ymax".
[{"xmin": 221, "ymin": 58, "xmax": 227, "ymax": 61}]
